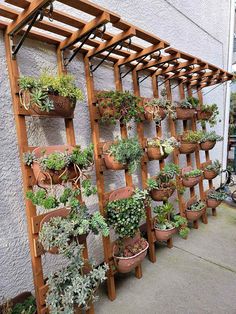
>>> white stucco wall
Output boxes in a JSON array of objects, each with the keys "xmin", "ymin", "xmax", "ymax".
[{"xmin": 0, "ymin": 0, "xmax": 233, "ymax": 301}]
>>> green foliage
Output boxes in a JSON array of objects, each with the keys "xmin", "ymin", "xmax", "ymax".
[
  {"xmin": 40, "ymin": 151, "xmax": 70, "ymax": 171},
  {"xmin": 147, "ymin": 137, "xmax": 179, "ymax": 155},
  {"xmin": 71, "ymin": 144, "xmax": 94, "ymax": 169},
  {"xmin": 147, "ymin": 163, "xmax": 180, "ymax": 189},
  {"xmin": 107, "ymin": 137, "xmax": 143, "ymax": 173},
  {"xmin": 26, "ymin": 189, "xmax": 58, "ymax": 210},
  {"xmin": 8, "ymin": 296, "xmax": 36, "ymax": 314},
  {"xmin": 106, "ymin": 189, "xmax": 149, "ymax": 239},
  {"xmin": 18, "ymin": 71, "xmax": 83, "ymax": 112},
  {"xmin": 144, "ymin": 95, "xmax": 175, "ymax": 123},
  {"xmin": 22, "ymin": 152, "xmax": 36, "ymax": 166},
  {"xmin": 187, "ymin": 96, "xmax": 199, "ymax": 107},
  {"xmin": 182, "ymin": 130, "xmax": 204, "ymax": 143},
  {"xmin": 207, "ymin": 189, "xmax": 227, "ymax": 201},
  {"xmin": 187, "ymin": 200, "xmax": 205, "ymax": 211},
  {"xmin": 178, "ymin": 226, "xmax": 190, "ymax": 238},
  {"xmin": 183, "ymin": 169, "xmax": 202, "ymax": 178},
  {"xmin": 199, "ymin": 131, "xmax": 223, "ymax": 143},
  {"xmin": 81, "ymin": 179, "xmax": 97, "ymax": 197},
  {"xmin": 97, "ymin": 90, "xmax": 142, "ymax": 124},
  {"xmin": 179, "ymin": 96, "xmax": 199, "ymax": 109},
  {"xmin": 204, "ymin": 160, "xmax": 221, "ymax": 174},
  {"xmin": 198, "ymin": 103, "xmax": 220, "ymax": 127}
]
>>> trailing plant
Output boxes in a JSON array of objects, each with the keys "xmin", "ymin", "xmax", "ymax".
[
  {"xmin": 19, "ymin": 72, "xmax": 83, "ymax": 112},
  {"xmin": 181, "ymin": 130, "xmax": 204, "ymax": 143},
  {"xmin": 106, "ymin": 137, "xmax": 143, "ymax": 173},
  {"xmin": 106, "ymin": 189, "xmax": 149, "ymax": 239},
  {"xmin": 187, "ymin": 200, "xmax": 206, "ymax": 211},
  {"xmin": 147, "ymin": 137, "xmax": 179, "ymax": 155},
  {"xmin": 199, "ymin": 131, "xmax": 223, "ymax": 143},
  {"xmin": 153, "ymin": 202, "xmax": 189, "ymax": 238},
  {"xmin": 204, "ymin": 160, "xmax": 222, "ymax": 174},
  {"xmin": 198, "ymin": 104, "xmax": 220, "ymax": 127},
  {"xmin": 147, "ymin": 163, "xmax": 180, "ymax": 189},
  {"xmin": 207, "ymin": 189, "xmax": 227, "ymax": 201},
  {"xmin": 96, "ymin": 90, "xmax": 142, "ymax": 124},
  {"xmin": 183, "ymin": 169, "xmax": 202, "ymax": 178}
]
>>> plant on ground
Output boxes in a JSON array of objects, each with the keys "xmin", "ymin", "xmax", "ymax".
[
  {"xmin": 199, "ymin": 131, "xmax": 223, "ymax": 143},
  {"xmin": 147, "ymin": 137, "xmax": 179, "ymax": 155},
  {"xmin": 204, "ymin": 160, "xmax": 222, "ymax": 174},
  {"xmin": 96, "ymin": 90, "xmax": 142, "ymax": 124},
  {"xmin": 207, "ymin": 189, "xmax": 227, "ymax": 201},
  {"xmin": 182, "ymin": 169, "xmax": 202, "ymax": 178},
  {"xmin": 106, "ymin": 137, "xmax": 143, "ymax": 173},
  {"xmin": 187, "ymin": 200, "xmax": 206, "ymax": 211}
]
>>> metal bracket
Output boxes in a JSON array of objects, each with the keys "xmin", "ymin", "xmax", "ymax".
[
  {"xmin": 138, "ymin": 61, "xmax": 169, "ymax": 84},
  {"xmin": 63, "ymin": 25, "xmax": 106, "ymax": 67},
  {"xmin": 120, "ymin": 55, "xmax": 150, "ymax": 79},
  {"xmin": 11, "ymin": 2, "xmax": 53, "ymax": 58}
]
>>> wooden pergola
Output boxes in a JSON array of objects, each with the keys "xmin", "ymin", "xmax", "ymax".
[{"xmin": 0, "ymin": 1, "xmax": 233, "ymax": 314}]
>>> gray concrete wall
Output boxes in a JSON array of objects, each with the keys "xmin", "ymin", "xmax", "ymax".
[{"xmin": 0, "ymin": 0, "xmax": 232, "ymax": 301}]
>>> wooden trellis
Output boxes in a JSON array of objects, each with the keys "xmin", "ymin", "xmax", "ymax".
[{"xmin": 1, "ymin": 0, "xmax": 233, "ymax": 313}]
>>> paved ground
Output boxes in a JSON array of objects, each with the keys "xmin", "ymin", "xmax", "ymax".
[{"xmin": 96, "ymin": 203, "xmax": 236, "ymax": 314}]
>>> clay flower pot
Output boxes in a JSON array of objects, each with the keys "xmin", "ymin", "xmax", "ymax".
[
  {"xmin": 182, "ymin": 175, "xmax": 202, "ymax": 187},
  {"xmin": 204, "ymin": 169, "xmax": 217, "ymax": 180},
  {"xmin": 109, "ymin": 186, "xmax": 134, "ymax": 202},
  {"xmin": 179, "ymin": 141, "xmax": 197, "ymax": 154},
  {"xmin": 197, "ymin": 109, "xmax": 213, "ymax": 120},
  {"xmin": 200, "ymin": 141, "xmax": 216, "ymax": 151},
  {"xmin": 22, "ymin": 91, "xmax": 76, "ymax": 117},
  {"xmin": 150, "ymin": 185, "xmax": 175, "ymax": 201},
  {"xmin": 103, "ymin": 142, "xmax": 126, "ymax": 171},
  {"xmin": 154, "ymin": 226, "xmax": 177, "ymax": 241},
  {"xmin": 185, "ymin": 206, "xmax": 206, "ymax": 221},
  {"xmin": 176, "ymin": 107, "xmax": 195, "ymax": 120},
  {"xmin": 113, "ymin": 239, "xmax": 149, "ymax": 273},
  {"xmin": 40, "ymin": 208, "xmax": 88, "ymax": 254},
  {"xmin": 32, "ymin": 145, "xmax": 77, "ymax": 188},
  {"xmin": 147, "ymin": 146, "xmax": 168, "ymax": 161},
  {"xmin": 206, "ymin": 198, "xmax": 222, "ymax": 208}
]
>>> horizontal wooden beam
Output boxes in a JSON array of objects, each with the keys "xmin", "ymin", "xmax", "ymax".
[
  {"xmin": 156, "ymin": 59, "xmax": 197, "ymax": 76},
  {"xmin": 60, "ymin": 12, "xmax": 111, "ymax": 50},
  {"xmin": 7, "ymin": 0, "xmax": 53, "ymax": 35},
  {"xmin": 87, "ymin": 26, "xmax": 136, "ymax": 58},
  {"xmin": 136, "ymin": 52, "xmax": 180, "ymax": 71},
  {"xmin": 167, "ymin": 64, "xmax": 208, "ymax": 79}
]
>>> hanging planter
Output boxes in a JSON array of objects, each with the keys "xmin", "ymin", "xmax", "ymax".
[
  {"xmin": 196, "ymin": 104, "xmax": 220, "ymax": 127},
  {"xmin": 103, "ymin": 138, "xmax": 143, "ymax": 173},
  {"xmin": 202, "ymin": 160, "xmax": 221, "ymax": 180},
  {"xmin": 199, "ymin": 131, "xmax": 223, "ymax": 151},
  {"xmin": 185, "ymin": 198, "xmax": 206, "ymax": 221},
  {"xmin": 153, "ymin": 203, "xmax": 189, "ymax": 241},
  {"xmin": 175, "ymin": 97, "xmax": 198, "ymax": 120},
  {"xmin": 106, "ymin": 187, "xmax": 149, "ymax": 273},
  {"xmin": 196, "ymin": 109, "xmax": 212, "ymax": 120},
  {"xmin": 178, "ymin": 130, "xmax": 203, "ymax": 154},
  {"xmin": 96, "ymin": 90, "xmax": 142, "ymax": 124},
  {"xmin": 142, "ymin": 97, "xmax": 168, "ymax": 123},
  {"xmin": 181, "ymin": 167, "xmax": 203, "ymax": 188},
  {"xmin": 18, "ymin": 73, "xmax": 83, "ymax": 117},
  {"xmin": 147, "ymin": 163, "xmax": 180, "ymax": 201},
  {"xmin": 146, "ymin": 137, "xmax": 179, "ymax": 161},
  {"xmin": 206, "ymin": 189, "xmax": 227, "ymax": 208}
]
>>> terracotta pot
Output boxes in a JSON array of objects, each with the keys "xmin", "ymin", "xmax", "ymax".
[
  {"xmin": 109, "ymin": 186, "xmax": 134, "ymax": 202},
  {"xmin": 204, "ymin": 169, "xmax": 217, "ymax": 180},
  {"xmin": 206, "ymin": 198, "xmax": 222, "ymax": 208},
  {"xmin": 179, "ymin": 142, "xmax": 197, "ymax": 154},
  {"xmin": 182, "ymin": 175, "xmax": 202, "ymax": 188},
  {"xmin": 40, "ymin": 208, "xmax": 88, "ymax": 254},
  {"xmin": 147, "ymin": 146, "xmax": 168, "ymax": 160},
  {"xmin": 32, "ymin": 145, "xmax": 76, "ymax": 188},
  {"xmin": 113, "ymin": 240, "xmax": 149, "ymax": 273},
  {"xmin": 22, "ymin": 91, "xmax": 76, "ymax": 117},
  {"xmin": 97, "ymin": 97, "xmax": 116, "ymax": 118},
  {"xmin": 143, "ymin": 104, "xmax": 166, "ymax": 122},
  {"xmin": 185, "ymin": 207, "xmax": 206, "ymax": 221},
  {"xmin": 0, "ymin": 292, "xmax": 37, "ymax": 314},
  {"xmin": 176, "ymin": 107, "xmax": 195, "ymax": 120},
  {"xmin": 103, "ymin": 153, "xmax": 126, "ymax": 170},
  {"xmin": 150, "ymin": 186, "xmax": 175, "ymax": 201},
  {"xmin": 200, "ymin": 141, "xmax": 216, "ymax": 151},
  {"xmin": 154, "ymin": 226, "xmax": 177, "ymax": 241},
  {"xmin": 197, "ymin": 109, "xmax": 212, "ymax": 120}
]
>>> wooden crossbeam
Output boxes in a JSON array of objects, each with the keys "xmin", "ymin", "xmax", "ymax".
[
  {"xmin": 136, "ymin": 52, "xmax": 180, "ymax": 71},
  {"xmin": 7, "ymin": 0, "xmax": 53, "ymax": 35},
  {"xmin": 117, "ymin": 42, "xmax": 165, "ymax": 66},
  {"xmin": 60, "ymin": 12, "xmax": 112, "ymax": 50},
  {"xmin": 87, "ymin": 27, "xmax": 136, "ymax": 58},
  {"xmin": 167, "ymin": 64, "xmax": 208, "ymax": 79},
  {"xmin": 155, "ymin": 59, "xmax": 197, "ymax": 75}
]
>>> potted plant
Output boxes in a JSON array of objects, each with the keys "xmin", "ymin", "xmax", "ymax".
[
  {"xmin": 181, "ymin": 167, "xmax": 203, "ymax": 188},
  {"xmin": 178, "ymin": 130, "xmax": 203, "ymax": 154},
  {"xmin": 197, "ymin": 103, "xmax": 220, "ymax": 127},
  {"xmin": 106, "ymin": 187, "xmax": 149, "ymax": 273},
  {"xmin": 199, "ymin": 131, "xmax": 223, "ymax": 151},
  {"xmin": 103, "ymin": 137, "xmax": 143, "ymax": 173},
  {"xmin": 153, "ymin": 202, "xmax": 190, "ymax": 241},
  {"xmin": 175, "ymin": 96, "xmax": 198, "ymax": 120},
  {"xmin": 18, "ymin": 72, "xmax": 83, "ymax": 117},
  {"xmin": 96, "ymin": 90, "xmax": 142, "ymax": 124},
  {"xmin": 185, "ymin": 197, "xmax": 206, "ymax": 221},
  {"xmin": 0, "ymin": 292, "xmax": 36, "ymax": 314},
  {"xmin": 147, "ymin": 163, "xmax": 180, "ymax": 201},
  {"xmin": 206, "ymin": 189, "xmax": 227, "ymax": 208},
  {"xmin": 146, "ymin": 137, "xmax": 179, "ymax": 160},
  {"xmin": 202, "ymin": 160, "xmax": 221, "ymax": 180},
  {"xmin": 23, "ymin": 144, "xmax": 94, "ymax": 188}
]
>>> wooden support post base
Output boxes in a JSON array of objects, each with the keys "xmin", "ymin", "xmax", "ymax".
[
  {"xmin": 148, "ymin": 240, "xmax": 156, "ymax": 263},
  {"xmin": 167, "ymin": 237, "xmax": 173, "ymax": 248},
  {"xmin": 201, "ymin": 212, "xmax": 208, "ymax": 224},
  {"xmin": 193, "ymin": 220, "xmax": 199, "ymax": 229},
  {"xmin": 135, "ymin": 264, "xmax": 142, "ymax": 279},
  {"xmin": 212, "ymin": 208, "xmax": 217, "ymax": 216},
  {"xmin": 107, "ymin": 275, "xmax": 116, "ymax": 301}
]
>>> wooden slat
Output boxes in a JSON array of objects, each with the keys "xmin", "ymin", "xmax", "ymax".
[
  {"xmin": 155, "ymin": 60, "xmax": 197, "ymax": 75},
  {"xmin": 167, "ymin": 64, "xmax": 208, "ymax": 79},
  {"xmin": 136, "ymin": 52, "xmax": 181, "ymax": 71},
  {"xmin": 7, "ymin": 0, "xmax": 52, "ymax": 35}
]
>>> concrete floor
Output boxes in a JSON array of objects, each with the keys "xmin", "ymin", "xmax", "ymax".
[{"xmin": 96, "ymin": 203, "xmax": 236, "ymax": 314}]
